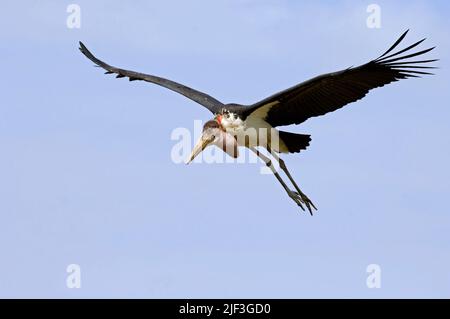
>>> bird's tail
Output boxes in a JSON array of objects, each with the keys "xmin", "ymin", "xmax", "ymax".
[{"xmin": 277, "ymin": 131, "xmax": 311, "ymax": 154}]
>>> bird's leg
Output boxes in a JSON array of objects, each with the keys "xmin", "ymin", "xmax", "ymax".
[
  {"xmin": 250, "ymin": 147, "xmax": 306, "ymax": 212},
  {"xmin": 268, "ymin": 147, "xmax": 317, "ymax": 215}
]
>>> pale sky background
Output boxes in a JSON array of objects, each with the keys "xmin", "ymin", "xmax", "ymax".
[{"xmin": 0, "ymin": 1, "xmax": 449, "ymax": 298}]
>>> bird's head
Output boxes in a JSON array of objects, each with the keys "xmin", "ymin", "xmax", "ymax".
[{"xmin": 186, "ymin": 118, "xmax": 238, "ymax": 163}]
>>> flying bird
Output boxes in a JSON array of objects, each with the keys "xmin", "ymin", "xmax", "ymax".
[{"xmin": 79, "ymin": 30, "xmax": 436, "ymax": 214}]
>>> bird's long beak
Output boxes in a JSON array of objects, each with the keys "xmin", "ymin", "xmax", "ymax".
[{"xmin": 186, "ymin": 136, "xmax": 210, "ymax": 164}]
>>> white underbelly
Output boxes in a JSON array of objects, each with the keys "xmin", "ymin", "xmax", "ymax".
[{"xmin": 227, "ymin": 116, "xmax": 288, "ymax": 152}]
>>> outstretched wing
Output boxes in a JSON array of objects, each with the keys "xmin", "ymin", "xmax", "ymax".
[
  {"xmin": 79, "ymin": 42, "xmax": 224, "ymax": 114},
  {"xmin": 245, "ymin": 30, "xmax": 437, "ymax": 127}
]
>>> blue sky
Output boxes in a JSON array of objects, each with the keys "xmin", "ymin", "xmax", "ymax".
[{"xmin": 0, "ymin": 1, "xmax": 449, "ymax": 298}]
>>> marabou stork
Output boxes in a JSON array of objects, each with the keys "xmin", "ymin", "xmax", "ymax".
[{"xmin": 79, "ymin": 30, "xmax": 436, "ymax": 214}]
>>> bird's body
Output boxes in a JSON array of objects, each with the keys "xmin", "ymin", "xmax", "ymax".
[
  {"xmin": 79, "ymin": 30, "xmax": 437, "ymax": 214},
  {"xmin": 215, "ymin": 109, "xmax": 289, "ymax": 153}
]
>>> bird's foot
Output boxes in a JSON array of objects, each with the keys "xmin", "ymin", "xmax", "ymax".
[
  {"xmin": 298, "ymin": 192, "xmax": 317, "ymax": 215},
  {"xmin": 288, "ymin": 190, "xmax": 306, "ymax": 211},
  {"xmin": 288, "ymin": 190, "xmax": 317, "ymax": 215}
]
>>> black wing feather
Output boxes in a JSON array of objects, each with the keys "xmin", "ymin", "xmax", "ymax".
[
  {"xmin": 79, "ymin": 42, "xmax": 224, "ymax": 114},
  {"xmin": 245, "ymin": 31, "xmax": 437, "ymax": 127},
  {"xmin": 376, "ymin": 29, "xmax": 410, "ymax": 59}
]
